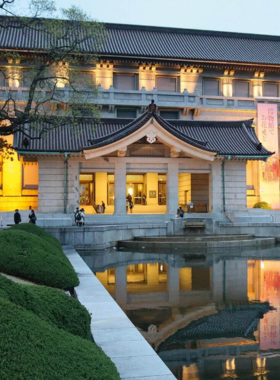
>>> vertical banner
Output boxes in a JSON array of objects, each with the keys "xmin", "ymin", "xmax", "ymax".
[
  {"xmin": 260, "ymin": 261, "xmax": 280, "ymax": 350},
  {"xmin": 257, "ymin": 104, "xmax": 279, "ymax": 208}
]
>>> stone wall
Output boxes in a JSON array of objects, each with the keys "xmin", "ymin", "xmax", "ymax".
[
  {"xmin": 225, "ymin": 161, "xmax": 247, "ymax": 211},
  {"xmin": 38, "ymin": 157, "xmax": 79, "ymax": 213}
]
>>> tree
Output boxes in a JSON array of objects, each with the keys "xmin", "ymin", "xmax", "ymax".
[{"xmin": 0, "ymin": 0, "xmax": 106, "ymax": 140}]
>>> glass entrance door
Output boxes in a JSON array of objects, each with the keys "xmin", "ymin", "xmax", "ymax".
[
  {"xmin": 79, "ymin": 174, "xmax": 94, "ymax": 205},
  {"xmin": 158, "ymin": 182, "xmax": 166, "ymax": 205}
]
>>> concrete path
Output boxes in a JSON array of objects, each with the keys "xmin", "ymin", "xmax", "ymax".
[{"xmin": 63, "ymin": 245, "xmax": 176, "ymax": 380}]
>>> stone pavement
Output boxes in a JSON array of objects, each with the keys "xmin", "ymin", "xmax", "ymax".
[{"xmin": 63, "ymin": 245, "xmax": 176, "ymax": 380}]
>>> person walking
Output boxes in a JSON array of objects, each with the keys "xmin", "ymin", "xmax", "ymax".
[
  {"xmin": 14, "ymin": 209, "xmax": 21, "ymax": 225},
  {"xmin": 28, "ymin": 208, "xmax": 37, "ymax": 224},
  {"xmin": 129, "ymin": 201, "xmax": 134, "ymax": 213}
]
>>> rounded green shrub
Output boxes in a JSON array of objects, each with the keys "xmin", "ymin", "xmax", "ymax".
[
  {"xmin": 11, "ymin": 223, "xmax": 61, "ymax": 249},
  {"xmin": 0, "ymin": 229, "xmax": 79, "ymax": 289},
  {"xmin": 0, "ymin": 274, "xmax": 91, "ymax": 339},
  {"xmin": 253, "ymin": 201, "xmax": 272, "ymax": 210},
  {"xmin": 0, "ymin": 297, "xmax": 120, "ymax": 380}
]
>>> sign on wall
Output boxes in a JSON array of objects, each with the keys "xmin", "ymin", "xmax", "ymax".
[
  {"xmin": 149, "ymin": 190, "xmax": 156, "ymax": 198},
  {"xmin": 257, "ymin": 104, "xmax": 279, "ymax": 208}
]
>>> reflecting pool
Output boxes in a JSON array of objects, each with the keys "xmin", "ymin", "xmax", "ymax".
[{"xmin": 80, "ymin": 246, "xmax": 280, "ymax": 380}]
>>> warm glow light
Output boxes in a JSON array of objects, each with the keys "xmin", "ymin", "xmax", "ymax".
[
  {"xmin": 261, "ymin": 261, "xmax": 265, "ymax": 269},
  {"xmin": 7, "ymin": 67, "xmax": 21, "ymax": 88},
  {"xmin": 128, "ymin": 186, "xmax": 133, "ymax": 195},
  {"xmin": 222, "ymin": 82, "xmax": 233, "ymax": 97}
]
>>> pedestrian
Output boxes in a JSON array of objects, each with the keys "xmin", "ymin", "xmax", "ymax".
[
  {"xmin": 80, "ymin": 208, "xmax": 85, "ymax": 226},
  {"xmin": 178, "ymin": 206, "xmax": 185, "ymax": 218},
  {"xmin": 142, "ymin": 194, "xmax": 147, "ymax": 205},
  {"xmin": 75, "ymin": 209, "xmax": 82, "ymax": 226},
  {"xmin": 101, "ymin": 201, "xmax": 106, "ymax": 214},
  {"xmin": 74, "ymin": 207, "xmax": 79, "ymax": 225},
  {"xmin": 129, "ymin": 201, "xmax": 134, "ymax": 213},
  {"xmin": 14, "ymin": 209, "xmax": 21, "ymax": 225},
  {"xmin": 127, "ymin": 193, "xmax": 132, "ymax": 204},
  {"xmin": 29, "ymin": 208, "xmax": 37, "ymax": 224}
]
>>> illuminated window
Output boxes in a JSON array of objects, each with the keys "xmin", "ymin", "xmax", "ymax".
[
  {"xmin": 234, "ymin": 80, "xmax": 250, "ymax": 97},
  {"xmin": 202, "ymin": 78, "xmax": 219, "ymax": 96},
  {"xmin": 22, "ymin": 162, "xmax": 38, "ymax": 189},
  {"xmin": 114, "ymin": 74, "xmax": 137, "ymax": 90},
  {"xmin": 157, "ymin": 76, "xmax": 177, "ymax": 92},
  {"xmin": 0, "ymin": 155, "xmax": 2, "ymax": 190},
  {"xmin": 263, "ymin": 82, "xmax": 278, "ymax": 97}
]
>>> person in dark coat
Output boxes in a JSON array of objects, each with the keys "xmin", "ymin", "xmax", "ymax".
[
  {"xmin": 14, "ymin": 209, "xmax": 21, "ymax": 225},
  {"xmin": 29, "ymin": 209, "xmax": 37, "ymax": 224}
]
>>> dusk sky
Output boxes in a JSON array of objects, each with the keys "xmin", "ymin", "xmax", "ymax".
[{"xmin": 9, "ymin": 0, "xmax": 280, "ymax": 36}]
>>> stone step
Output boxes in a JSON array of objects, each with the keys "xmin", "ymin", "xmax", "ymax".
[
  {"xmin": 119, "ymin": 237, "xmax": 276, "ymax": 252},
  {"xmin": 135, "ymin": 235, "xmax": 255, "ymax": 242}
]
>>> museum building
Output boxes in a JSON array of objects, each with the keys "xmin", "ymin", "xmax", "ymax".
[{"xmin": 0, "ymin": 19, "xmax": 279, "ymax": 215}]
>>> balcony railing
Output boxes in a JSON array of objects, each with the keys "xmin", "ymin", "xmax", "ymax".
[{"xmin": 1, "ymin": 86, "xmax": 280, "ymax": 112}]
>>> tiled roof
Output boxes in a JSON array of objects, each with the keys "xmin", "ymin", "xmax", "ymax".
[
  {"xmin": 158, "ymin": 304, "xmax": 272, "ymax": 351},
  {"xmin": 2, "ymin": 17, "xmax": 280, "ymax": 65},
  {"xmin": 13, "ymin": 113, "xmax": 272, "ymax": 158}
]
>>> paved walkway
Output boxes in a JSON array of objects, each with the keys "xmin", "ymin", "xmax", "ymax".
[{"xmin": 63, "ymin": 245, "xmax": 176, "ymax": 380}]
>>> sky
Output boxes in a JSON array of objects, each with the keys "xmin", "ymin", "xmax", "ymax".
[{"xmin": 8, "ymin": 0, "xmax": 280, "ymax": 36}]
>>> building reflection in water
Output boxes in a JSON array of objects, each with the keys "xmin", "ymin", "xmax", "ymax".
[{"xmin": 83, "ymin": 252, "xmax": 280, "ymax": 380}]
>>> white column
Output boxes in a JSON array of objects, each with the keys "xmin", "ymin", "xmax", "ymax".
[
  {"xmin": 211, "ymin": 161, "xmax": 223, "ymax": 213},
  {"xmin": 167, "ymin": 162, "xmax": 179, "ymax": 215},
  {"xmin": 115, "ymin": 266, "xmax": 127, "ymax": 306},
  {"xmin": 114, "ymin": 162, "xmax": 126, "ymax": 214},
  {"xmin": 168, "ymin": 266, "xmax": 180, "ymax": 305}
]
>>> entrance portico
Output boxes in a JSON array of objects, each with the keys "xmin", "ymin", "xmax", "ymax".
[{"xmin": 13, "ymin": 109, "xmax": 272, "ymax": 216}]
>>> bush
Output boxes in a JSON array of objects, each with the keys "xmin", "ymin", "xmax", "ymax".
[
  {"xmin": 0, "ymin": 297, "xmax": 120, "ymax": 380},
  {"xmin": 0, "ymin": 274, "xmax": 91, "ymax": 339},
  {"xmin": 253, "ymin": 201, "xmax": 272, "ymax": 210},
  {"xmin": 11, "ymin": 223, "xmax": 61, "ymax": 249},
  {"xmin": 0, "ymin": 229, "xmax": 79, "ymax": 289}
]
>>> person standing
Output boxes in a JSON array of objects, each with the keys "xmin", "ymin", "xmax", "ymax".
[
  {"xmin": 74, "ymin": 207, "xmax": 79, "ymax": 225},
  {"xmin": 80, "ymin": 208, "xmax": 85, "ymax": 226},
  {"xmin": 129, "ymin": 201, "xmax": 134, "ymax": 213},
  {"xmin": 101, "ymin": 201, "xmax": 106, "ymax": 214},
  {"xmin": 14, "ymin": 209, "xmax": 21, "ymax": 225},
  {"xmin": 29, "ymin": 208, "xmax": 37, "ymax": 224}
]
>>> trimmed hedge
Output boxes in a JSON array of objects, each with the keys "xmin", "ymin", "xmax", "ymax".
[
  {"xmin": 11, "ymin": 223, "xmax": 62, "ymax": 249},
  {"xmin": 0, "ymin": 297, "xmax": 120, "ymax": 380},
  {"xmin": 0, "ymin": 274, "xmax": 91, "ymax": 340},
  {"xmin": 0, "ymin": 229, "xmax": 79, "ymax": 289},
  {"xmin": 253, "ymin": 201, "xmax": 272, "ymax": 210}
]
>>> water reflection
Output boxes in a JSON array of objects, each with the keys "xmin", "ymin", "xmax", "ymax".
[{"xmin": 80, "ymin": 247, "xmax": 280, "ymax": 380}]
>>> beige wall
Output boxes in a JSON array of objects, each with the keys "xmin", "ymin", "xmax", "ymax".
[
  {"xmin": 225, "ymin": 161, "xmax": 247, "ymax": 211},
  {"xmin": 191, "ymin": 173, "xmax": 209, "ymax": 206},
  {"xmin": 146, "ymin": 173, "xmax": 158, "ymax": 205},
  {"xmin": 95, "ymin": 172, "xmax": 108, "ymax": 206},
  {"xmin": 178, "ymin": 173, "xmax": 191, "ymax": 205},
  {"xmin": 139, "ymin": 71, "xmax": 155, "ymax": 91}
]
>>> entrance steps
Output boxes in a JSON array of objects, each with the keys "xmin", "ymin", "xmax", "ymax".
[
  {"xmin": 226, "ymin": 211, "xmax": 273, "ymax": 224},
  {"xmin": 84, "ymin": 213, "xmax": 172, "ymax": 225}
]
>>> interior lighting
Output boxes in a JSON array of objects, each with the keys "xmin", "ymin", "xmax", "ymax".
[{"xmin": 261, "ymin": 261, "xmax": 265, "ymax": 269}]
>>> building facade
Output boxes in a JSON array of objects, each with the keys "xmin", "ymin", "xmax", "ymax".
[{"xmin": 1, "ymin": 20, "xmax": 279, "ymax": 215}]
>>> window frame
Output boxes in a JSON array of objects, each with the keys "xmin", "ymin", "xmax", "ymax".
[
  {"xmin": 156, "ymin": 75, "xmax": 179, "ymax": 93},
  {"xmin": 116, "ymin": 108, "xmax": 137, "ymax": 119},
  {"xmin": 233, "ymin": 80, "xmax": 250, "ymax": 98},
  {"xmin": 160, "ymin": 110, "xmax": 180, "ymax": 120},
  {"xmin": 113, "ymin": 73, "xmax": 138, "ymax": 91},
  {"xmin": 202, "ymin": 78, "xmax": 220, "ymax": 96},
  {"xmin": 263, "ymin": 82, "xmax": 279, "ymax": 98}
]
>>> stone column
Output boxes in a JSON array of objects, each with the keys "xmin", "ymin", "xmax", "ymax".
[
  {"xmin": 168, "ymin": 266, "xmax": 180, "ymax": 305},
  {"xmin": 114, "ymin": 162, "xmax": 126, "ymax": 214},
  {"xmin": 115, "ymin": 266, "xmax": 127, "ymax": 306},
  {"xmin": 167, "ymin": 162, "xmax": 179, "ymax": 215}
]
